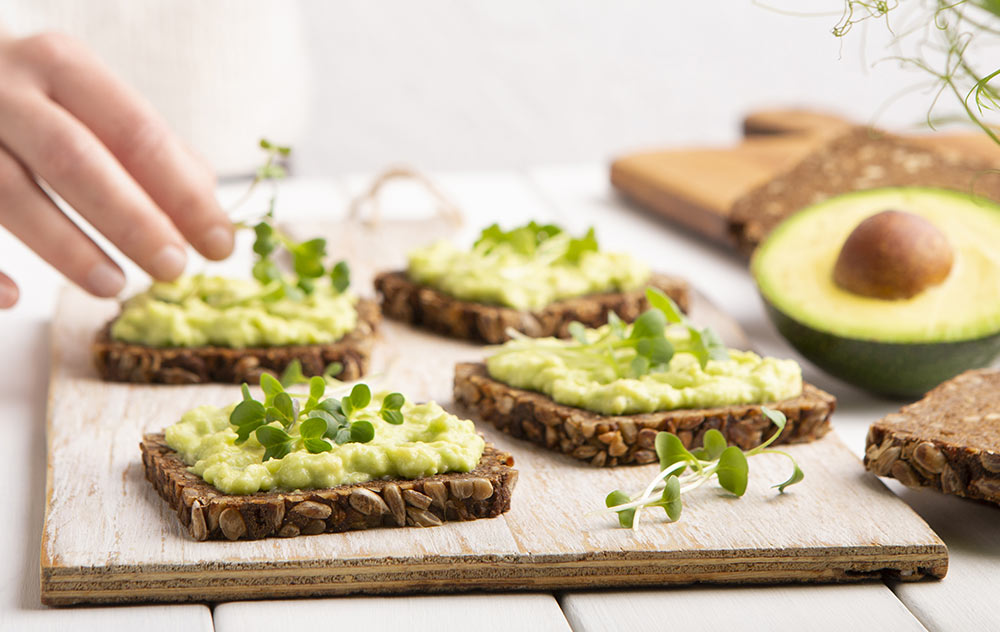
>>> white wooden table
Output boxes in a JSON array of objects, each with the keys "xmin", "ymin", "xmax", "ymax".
[{"xmin": 1, "ymin": 168, "xmax": 996, "ymax": 631}]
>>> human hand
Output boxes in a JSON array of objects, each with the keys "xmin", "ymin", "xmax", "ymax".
[{"xmin": 0, "ymin": 30, "xmax": 235, "ymax": 308}]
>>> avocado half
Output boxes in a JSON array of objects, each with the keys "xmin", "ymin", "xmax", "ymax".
[{"xmin": 751, "ymin": 187, "xmax": 1000, "ymax": 397}]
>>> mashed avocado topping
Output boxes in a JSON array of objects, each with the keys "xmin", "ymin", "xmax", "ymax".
[
  {"xmin": 111, "ymin": 274, "xmax": 358, "ymax": 348},
  {"xmin": 165, "ymin": 394, "xmax": 486, "ymax": 495},
  {"xmin": 407, "ymin": 222, "xmax": 650, "ymax": 311},
  {"xmin": 486, "ymin": 321, "xmax": 802, "ymax": 415}
]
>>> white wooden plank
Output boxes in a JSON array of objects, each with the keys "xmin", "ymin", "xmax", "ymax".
[
  {"xmin": 560, "ymin": 584, "xmax": 927, "ymax": 632},
  {"xmin": 215, "ymin": 593, "xmax": 571, "ymax": 632},
  {"xmin": 888, "ymin": 483, "xmax": 1000, "ymax": 632},
  {"xmin": 0, "ymin": 317, "xmax": 212, "ymax": 630}
]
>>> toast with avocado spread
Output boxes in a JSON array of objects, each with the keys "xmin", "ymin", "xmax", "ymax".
[
  {"xmin": 455, "ymin": 363, "xmax": 833, "ymax": 467},
  {"xmin": 454, "ymin": 288, "xmax": 834, "ymax": 466},
  {"xmin": 375, "ymin": 221, "xmax": 689, "ymax": 343},
  {"xmin": 377, "ymin": 270, "xmax": 688, "ymax": 344},
  {"xmin": 143, "ymin": 435, "xmax": 516, "ymax": 540},
  {"xmin": 94, "ymin": 284, "xmax": 380, "ymax": 384},
  {"xmin": 142, "ymin": 378, "xmax": 517, "ymax": 540}
]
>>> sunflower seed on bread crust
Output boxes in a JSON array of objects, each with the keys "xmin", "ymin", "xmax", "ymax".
[
  {"xmin": 453, "ymin": 363, "xmax": 834, "ymax": 466},
  {"xmin": 140, "ymin": 433, "xmax": 517, "ymax": 541},
  {"xmin": 93, "ymin": 299, "xmax": 380, "ymax": 384},
  {"xmin": 865, "ymin": 368, "xmax": 1000, "ymax": 506},
  {"xmin": 374, "ymin": 270, "xmax": 690, "ymax": 344}
]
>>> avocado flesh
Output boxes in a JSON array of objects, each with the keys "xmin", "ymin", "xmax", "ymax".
[{"xmin": 752, "ymin": 187, "xmax": 1000, "ymax": 397}]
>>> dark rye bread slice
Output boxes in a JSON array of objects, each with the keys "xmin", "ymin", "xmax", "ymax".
[
  {"xmin": 454, "ymin": 362, "xmax": 835, "ymax": 467},
  {"xmin": 729, "ymin": 127, "xmax": 1000, "ymax": 255},
  {"xmin": 865, "ymin": 368, "xmax": 1000, "ymax": 506},
  {"xmin": 93, "ymin": 299, "xmax": 381, "ymax": 384},
  {"xmin": 141, "ymin": 433, "xmax": 517, "ymax": 541},
  {"xmin": 374, "ymin": 270, "xmax": 690, "ymax": 344}
]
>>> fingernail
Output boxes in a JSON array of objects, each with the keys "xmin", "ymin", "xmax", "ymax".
[
  {"xmin": 86, "ymin": 263, "xmax": 126, "ymax": 297},
  {"xmin": 0, "ymin": 282, "xmax": 18, "ymax": 307},
  {"xmin": 150, "ymin": 245, "xmax": 187, "ymax": 280},
  {"xmin": 202, "ymin": 225, "xmax": 234, "ymax": 260}
]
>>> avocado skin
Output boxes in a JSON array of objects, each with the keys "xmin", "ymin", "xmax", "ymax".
[{"xmin": 762, "ymin": 298, "xmax": 1000, "ymax": 398}]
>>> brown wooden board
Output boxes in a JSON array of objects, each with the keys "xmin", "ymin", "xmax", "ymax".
[
  {"xmin": 610, "ymin": 109, "xmax": 1000, "ymax": 249},
  {"xmin": 40, "ymin": 231, "xmax": 946, "ymax": 606}
]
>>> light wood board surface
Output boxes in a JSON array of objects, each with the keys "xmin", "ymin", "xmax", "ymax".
[
  {"xmin": 610, "ymin": 109, "xmax": 1000, "ymax": 248},
  {"xmin": 42, "ymin": 265, "xmax": 945, "ymax": 605}
]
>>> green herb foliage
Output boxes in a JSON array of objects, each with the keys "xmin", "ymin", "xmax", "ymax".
[
  {"xmin": 830, "ymin": 1, "xmax": 1000, "ymax": 146},
  {"xmin": 604, "ymin": 406, "xmax": 803, "ymax": 529},
  {"xmin": 500, "ymin": 287, "xmax": 727, "ymax": 380},
  {"xmin": 474, "ymin": 221, "xmax": 599, "ymax": 263},
  {"xmin": 278, "ymin": 359, "xmax": 345, "ymax": 387},
  {"xmin": 232, "ymin": 139, "xmax": 351, "ymax": 303},
  {"xmin": 229, "ymin": 374, "xmax": 405, "ymax": 462}
]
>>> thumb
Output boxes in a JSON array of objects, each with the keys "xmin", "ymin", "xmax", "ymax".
[{"xmin": 0, "ymin": 270, "xmax": 19, "ymax": 308}]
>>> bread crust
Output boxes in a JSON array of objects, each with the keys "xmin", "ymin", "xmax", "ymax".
[
  {"xmin": 729, "ymin": 127, "xmax": 1000, "ymax": 255},
  {"xmin": 374, "ymin": 271, "xmax": 690, "ymax": 344},
  {"xmin": 453, "ymin": 362, "xmax": 834, "ymax": 467},
  {"xmin": 141, "ymin": 433, "xmax": 517, "ymax": 541},
  {"xmin": 865, "ymin": 368, "xmax": 1000, "ymax": 506},
  {"xmin": 92, "ymin": 299, "xmax": 381, "ymax": 384}
]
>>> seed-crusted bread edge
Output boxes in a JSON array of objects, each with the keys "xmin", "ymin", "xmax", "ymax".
[
  {"xmin": 453, "ymin": 362, "xmax": 834, "ymax": 467},
  {"xmin": 865, "ymin": 369, "xmax": 1000, "ymax": 506},
  {"xmin": 141, "ymin": 433, "xmax": 518, "ymax": 541},
  {"xmin": 374, "ymin": 270, "xmax": 690, "ymax": 344},
  {"xmin": 92, "ymin": 299, "xmax": 381, "ymax": 384}
]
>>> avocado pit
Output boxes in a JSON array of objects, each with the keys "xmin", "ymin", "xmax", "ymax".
[{"xmin": 833, "ymin": 210, "xmax": 954, "ymax": 300}]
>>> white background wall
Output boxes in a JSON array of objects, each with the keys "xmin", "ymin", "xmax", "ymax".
[
  {"xmin": 291, "ymin": 0, "xmax": 950, "ymax": 174},
  {"xmin": 1, "ymin": 1, "xmax": 981, "ymax": 175}
]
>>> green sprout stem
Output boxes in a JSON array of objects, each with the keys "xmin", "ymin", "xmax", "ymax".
[
  {"xmin": 604, "ymin": 406, "xmax": 804, "ymax": 529},
  {"xmin": 831, "ymin": 0, "xmax": 1000, "ymax": 147},
  {"xmin": 491, "ymin": 287, "xmax": 728, "ymax": 382}
]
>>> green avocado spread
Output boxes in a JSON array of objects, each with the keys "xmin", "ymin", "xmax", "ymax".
[
  {"xmin": 165, "ymin": 396, "xmax": 486, "ymax": 495},
  {"xmin": 486, "ymin": 325, "xmax": 802, "ymax": 415},
  {"xmin": 111, "ymin": 275, "xmax": 358, "ymax": 348},
  {"xmin": 407, "ymin": 223, "xmax": 650, "ymax": 311}
]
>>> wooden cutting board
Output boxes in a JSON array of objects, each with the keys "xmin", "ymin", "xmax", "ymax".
[
  {"xmin": 610, "ymin": 109, "xmax": 1000, "ymax": 247},
  {"xmin": 40, "ymin": 274, "xmax": 946, "ymax": 606}
]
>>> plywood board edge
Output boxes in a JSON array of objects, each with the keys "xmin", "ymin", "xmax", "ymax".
[{"xmin": 40, "ymin": 545, "xmax": 948, "ymax": 606}]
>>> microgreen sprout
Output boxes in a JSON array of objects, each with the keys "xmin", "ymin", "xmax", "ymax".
[
  {"xmin": 474, "ymin": 221, "xmax": 599, "ymax": 264},
  {"xmin": 603, "ymin": 406, "xmax": 804, "ymax": 529},
  {"xmin": 829, "ymin": 1, "xmax": 1000, "ymax": 146},
  {"xmin": 278, "ymin": 359, "xmax": 345, "ymax": 388},
  {"xmin": 229, "ymin": 374, "xmax": 405, "ymax": 462},
  {"xmin": 228, "ymin": 139, "xmax": 351, "ymax": 304},
  {"xmin": 492, "ymin": 287, "xmax": 727, "ymax": 380}
]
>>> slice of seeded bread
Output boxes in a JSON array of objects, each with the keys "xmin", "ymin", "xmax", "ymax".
[
  {"xmin": 141, "ymin": 433, "xmax": 517, "ymax": 541},
  {"xmin": 374, "ymin": 271, "xmax": 690, "ymax": 344},
  {"xmin": 865, "ymin": 368, "xmax": 1000, "ymax": 506},
  {"xmin": 454, "ymin": 363, "xmax": 834, "ymax": 467},
  {"xmin": 93, "ymin": 299, "xmax": 381, "ymax": 384},
  {"xmin": 729, "ymin": 127, "xmax": 1000, "ymax": 255}
]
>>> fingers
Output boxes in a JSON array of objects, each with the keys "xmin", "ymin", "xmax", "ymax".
[
  {"xmin": 15, "ymin": 33, "xmax": 234, "ymax": 260},
  {"xmin": 0, "ymin": 143, "xmax": 126, "ymax": 298},
  {"xmin": 0, "ymin": 270, "xmax": 18, "ymax": 308},
  {"xmin": 0, "ymin": 87, "xmax": 190, "ymax": 281}
]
